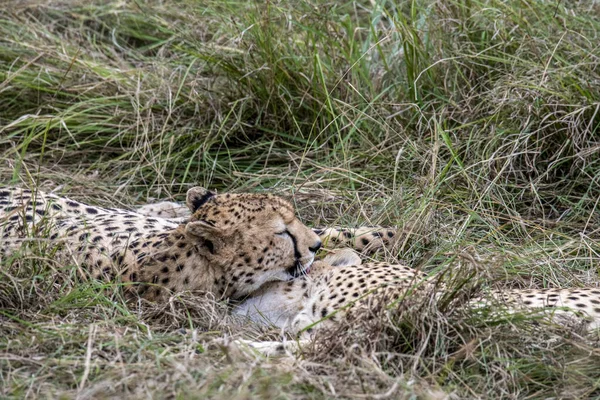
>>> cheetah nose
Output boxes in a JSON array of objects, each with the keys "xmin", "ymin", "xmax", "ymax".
[{"xmin": 309, "ymin": 241, "xmax": 322, "ymax": 253}]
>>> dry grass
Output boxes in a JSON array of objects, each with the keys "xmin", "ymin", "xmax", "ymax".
[{"xmin": 1, "ymin": 0, "xmax": 600, "ymax": 398}]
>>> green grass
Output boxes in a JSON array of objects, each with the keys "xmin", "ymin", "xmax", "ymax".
[{"xmin": 1, "ymin": 0, "xmax": 600, "ymax": 397}]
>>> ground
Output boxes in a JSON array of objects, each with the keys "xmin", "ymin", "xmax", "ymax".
[{"xmin": 1, "ymin": 0, "xmax": 600, "ymax": 398}]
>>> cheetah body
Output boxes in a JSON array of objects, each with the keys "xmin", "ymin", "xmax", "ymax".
[
  {"xmin": 0, "ymin": 186, "xmax": 322, "ymax": 300},
  {"xmin": 235, "ymin": 250, "xmax": 600, "ymax": 354},
  {"xmin": 235, "ymin": 249, "xmax": 430, "ymax": 334}
]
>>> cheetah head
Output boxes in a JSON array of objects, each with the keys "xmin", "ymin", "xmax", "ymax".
[{"xmin": 183, "ymin": 187, "xmax": 322, "ymax": 298}]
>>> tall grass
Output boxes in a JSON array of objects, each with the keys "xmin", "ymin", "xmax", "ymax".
[{"xmin": 1, "ymin": 0, "xmax": 600, "ymax": 398}]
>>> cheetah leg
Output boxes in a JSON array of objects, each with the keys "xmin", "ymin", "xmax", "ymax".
[
  {"xmin": 235, "ymin": 296, "xmax": 339, "ymax": 358},
  {"xmin": 319, "ymin": 248, "xmax": 361, "ymax": 267},
  {"xmin": 313, "ymin": 226, "xmax": 397, "ymax": 255}
]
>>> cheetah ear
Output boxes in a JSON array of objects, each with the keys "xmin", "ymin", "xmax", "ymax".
[
  {"xmin": 185, "ymin": 219, "xmax": 224, "ymax": 238},
  {"xmin": 186, "ymin": 187, "xmax": 215, "ymax": 213},
  {"xmin": 185, "ymin": 221, "xmax": 225, "ymax": 254}
]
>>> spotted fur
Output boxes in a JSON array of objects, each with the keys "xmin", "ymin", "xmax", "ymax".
[
  {"xmin": 0, "ymin": 186, "xmax": 322, "ymax": 300},
  {"xmin": 235, "ymin": 249, "xmax": 600, "ymax": 356}
]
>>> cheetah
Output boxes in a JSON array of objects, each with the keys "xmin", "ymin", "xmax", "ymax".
[
  {"xmin": 234, "ymin": 249, "xmax": 600, "ymax": 356},
  {"xmin": 0, "ymin": 186, "xmax": 323, "ymax": 300}
]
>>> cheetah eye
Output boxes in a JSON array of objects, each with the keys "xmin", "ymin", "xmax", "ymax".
[{"xmin": 275, "ymin": 230, "xmax": 290, "ymax": 237}]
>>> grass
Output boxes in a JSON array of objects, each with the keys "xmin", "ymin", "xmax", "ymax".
[{"xmin": 1, "ymin": 0, "xmax": 600, "ymax": 397}]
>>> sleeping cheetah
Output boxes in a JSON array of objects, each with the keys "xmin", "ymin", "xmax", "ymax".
[
  {"xmin": 234, "ymin": 249, "xmax": 600, "ymax": 356},
  {"xmin": 0, "ymin": 186, "xmax": 322, "ymax": 300}
]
